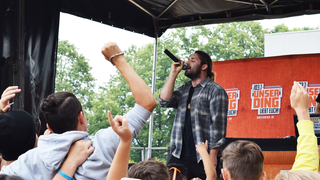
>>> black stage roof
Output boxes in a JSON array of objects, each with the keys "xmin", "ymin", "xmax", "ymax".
[{"xmin": 60, "ymin": 0, "xmax": 320, "ymax": 37}]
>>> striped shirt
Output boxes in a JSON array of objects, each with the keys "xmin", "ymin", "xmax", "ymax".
[{"xmin": 159, "ymin": 77, "xmax": 228, "ymax": 162}]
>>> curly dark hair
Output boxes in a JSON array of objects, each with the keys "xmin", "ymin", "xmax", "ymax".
[{"xmin": 40, "ymin": 92, "xmax": 82, "ymax": 134}]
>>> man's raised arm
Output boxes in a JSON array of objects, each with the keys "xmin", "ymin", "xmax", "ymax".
[
  {"xmin": 159, "ymin": 59, "xmax": 184, "ymax": 100},
  {"xmin": 101, "ymin": 42, "xmax": 157, "ymax": 112}
]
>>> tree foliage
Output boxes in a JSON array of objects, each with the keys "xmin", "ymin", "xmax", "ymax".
[
  {"xmin": 269, "ymin": 23, "xmax": 318, "ymax": 33},
  {"xmin": 55, "ymin": 40, "xmax": 96, "ymax": 110},
  {"xmin": 170, "ymin": 22, "xmax": 267, "ymax": 61}
]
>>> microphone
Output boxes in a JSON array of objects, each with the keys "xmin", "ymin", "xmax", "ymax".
[{"xmin": 164, "ymin": 49, "xmax": 187, "ymax": 70}]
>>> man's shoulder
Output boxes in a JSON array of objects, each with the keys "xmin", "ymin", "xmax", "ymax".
[{"xmin": 205, "ymin": 80, "xmax": 225, "ymax": 90}]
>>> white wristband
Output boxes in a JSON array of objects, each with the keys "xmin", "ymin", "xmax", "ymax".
[{"xmin": 109, "ymin": 52, "xmax": 124, "ymax": 65}]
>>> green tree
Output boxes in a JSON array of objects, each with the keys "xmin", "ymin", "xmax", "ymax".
[
  {"xmin": 270, "ymin": 23, "xmax": 318, "ymax": 33},
  {"xmin": 170, "ymin": 22, "xmax": 267, "ymax": 61},
  {"xmin": 270, "ymin": 23, "xmax": 290, "ymax": 33},
  {"xmin": 55, "ymin": 40, "xmax": 96, "ymax": 110},
  {"xmin": 170, "ymin": 22, "xmax": 318, "ymax": 61}
]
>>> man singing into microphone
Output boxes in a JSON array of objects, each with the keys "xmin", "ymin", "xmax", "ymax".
[{"xmin": 159, "ymin": 51, "xmax": 228, "ymax": 180}]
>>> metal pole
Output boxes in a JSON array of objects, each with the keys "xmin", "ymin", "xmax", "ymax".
[
  {"xmin": 141, "ymin": 147, "xmax": 145, "ymax": 161},
  {"xmin": 157, "ymin": 0, "xmax": 178, "ymax": 18},
  {"xmin": 127, "ymin": 0, "xmax": 156, "ymax": 18},
  {"xmin": 147, "ymin": 36, "xmax": 158, "ymax": 159}
]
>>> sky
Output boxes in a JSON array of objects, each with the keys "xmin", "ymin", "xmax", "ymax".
[{"xmin": 58, "ymin": 13, "xmax": 320, "ymax": 87}]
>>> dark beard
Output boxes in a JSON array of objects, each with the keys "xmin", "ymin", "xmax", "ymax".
[{"xmin": 184, "ymin": 64, "xmax": 201, "ymax": 80}]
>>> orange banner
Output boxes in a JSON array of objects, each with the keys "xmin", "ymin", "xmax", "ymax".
[{"xmin": 213, "ymin": 53, "xmax": 320, "ymax": 138}]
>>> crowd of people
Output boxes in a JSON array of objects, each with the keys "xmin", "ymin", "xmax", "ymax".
[{"xmin": 0, "ymin": 42, "xmax": 319, "ymax": 180}]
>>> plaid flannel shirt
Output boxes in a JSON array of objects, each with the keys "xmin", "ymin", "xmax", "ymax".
[{"xmin": 159, "ymin": 77, "xmax": 228, "ymax": 162}]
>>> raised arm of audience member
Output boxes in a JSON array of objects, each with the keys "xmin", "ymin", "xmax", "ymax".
[
  {"xmin": 101, "ymin": 42, "xmax": 157, "ymax": 112},
  {"xmin": 289, "ymin": 82, "xmax": 319, "ymax": 172},
  {"xmin": 53, "ymin": 140, "xmax": 94, "ymax": 180},
  {"xmin": 274, "ymin": 82, "xmax": 320, "ymax": 180},
  {"xmin": 0, "ymin": 86, "xmax": 21, "ymax": 113},
  {"xmin": 106, "ymin": 111, "xmax": 132, "ymax": 180},
  {"xmin": 196, "ymin": 140, "xmax": 217, "ymax": 180},
  {"xmin": 315, "ymin": 93, "xmax": 320, "ymax": 114}
]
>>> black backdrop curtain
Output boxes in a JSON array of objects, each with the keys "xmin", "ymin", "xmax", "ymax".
[{"xmin": 0, "ymin": 0, "xmax": 60, "ymax": 134}]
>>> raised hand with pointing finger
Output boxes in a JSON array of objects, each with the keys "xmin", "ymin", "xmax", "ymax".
[
  {"xmin": 106, "ymin": 110, "xmax": 132, "ymax": 180},
  {"xmin": 108, "ymin": 110, "xmax": 132, "ymax": 143}
]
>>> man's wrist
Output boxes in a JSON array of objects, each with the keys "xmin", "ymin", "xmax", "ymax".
[
  {"xmin": 169, "ymin": 71, "xmax": 179, "ymax": 79},
  {"xmin": 120, "ymin": 137, "xmax": 133, "ymax": 144},
  {"xmin": 109, "ymin": 52, "xmax": 124, "ymax": 65},
  {"xmin": 198, "ymin": 149, "xmax": 207, "ymax": 155},
  {"xmin": 112, "ymin": 56, "xmax": 127, "ymax": 67},
  {"xmin": 296, "ymin": 109, "xmax": 310, "ymax": 120},
  {"xmin": 209, "ymin": 148, "xmax": 219, "ymax": 159},
  {"xmin": 60, "ymin": 159, "xmax": 78, "ymax": 176}
]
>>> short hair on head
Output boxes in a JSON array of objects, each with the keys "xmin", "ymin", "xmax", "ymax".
[
  {"xmin": 194, "ymin": 50, "xmax": 214, "ymax": 80},
  {"xmin": 274, "ymin": 170, "xmax": 320, "ymax": 180},
  {"xmin": 127, "ymin": 159, "xmax": 170, "ymax": 180},
  {"xmin": 40, "ymin": 92, "xmax": 82, "ymax": 134},
  {"xmin": 222, "ymin": 140, "xmax": 264, "ymax": 180}
]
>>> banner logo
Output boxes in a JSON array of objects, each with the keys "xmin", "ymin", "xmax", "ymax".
[
  {"xmin": 251, "ymin": 84, "xmax": 282, "ymax": 115},
  {"xmin": 226, "ymin": 89, "xmax": 240, "ymax": 116},
  {"xmin": 297, "ymin": 81, "xmax": 320, "ymax": 113}
]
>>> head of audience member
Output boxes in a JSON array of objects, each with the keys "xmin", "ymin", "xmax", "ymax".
[
  {"xmin": 221, "ymin": 140, "xmax": 264, "ymax": 180},
  {"xmin": 127, "ymin": 159, "xmax": 170, "ymax": 180},
  {"xmin": 40, "ymin": 92, "xmax": 86, "ymax": 134},
  {"xmin": 167, "ymin": 163, "xmax": 188, "ymax": 180},
  {"xmin": 274, "ymin": 170, "xmax": 320, "ymax": 180},
  {"xmin": 0, "ymin": 110, "xmax": 37, "ymax": 167}
]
